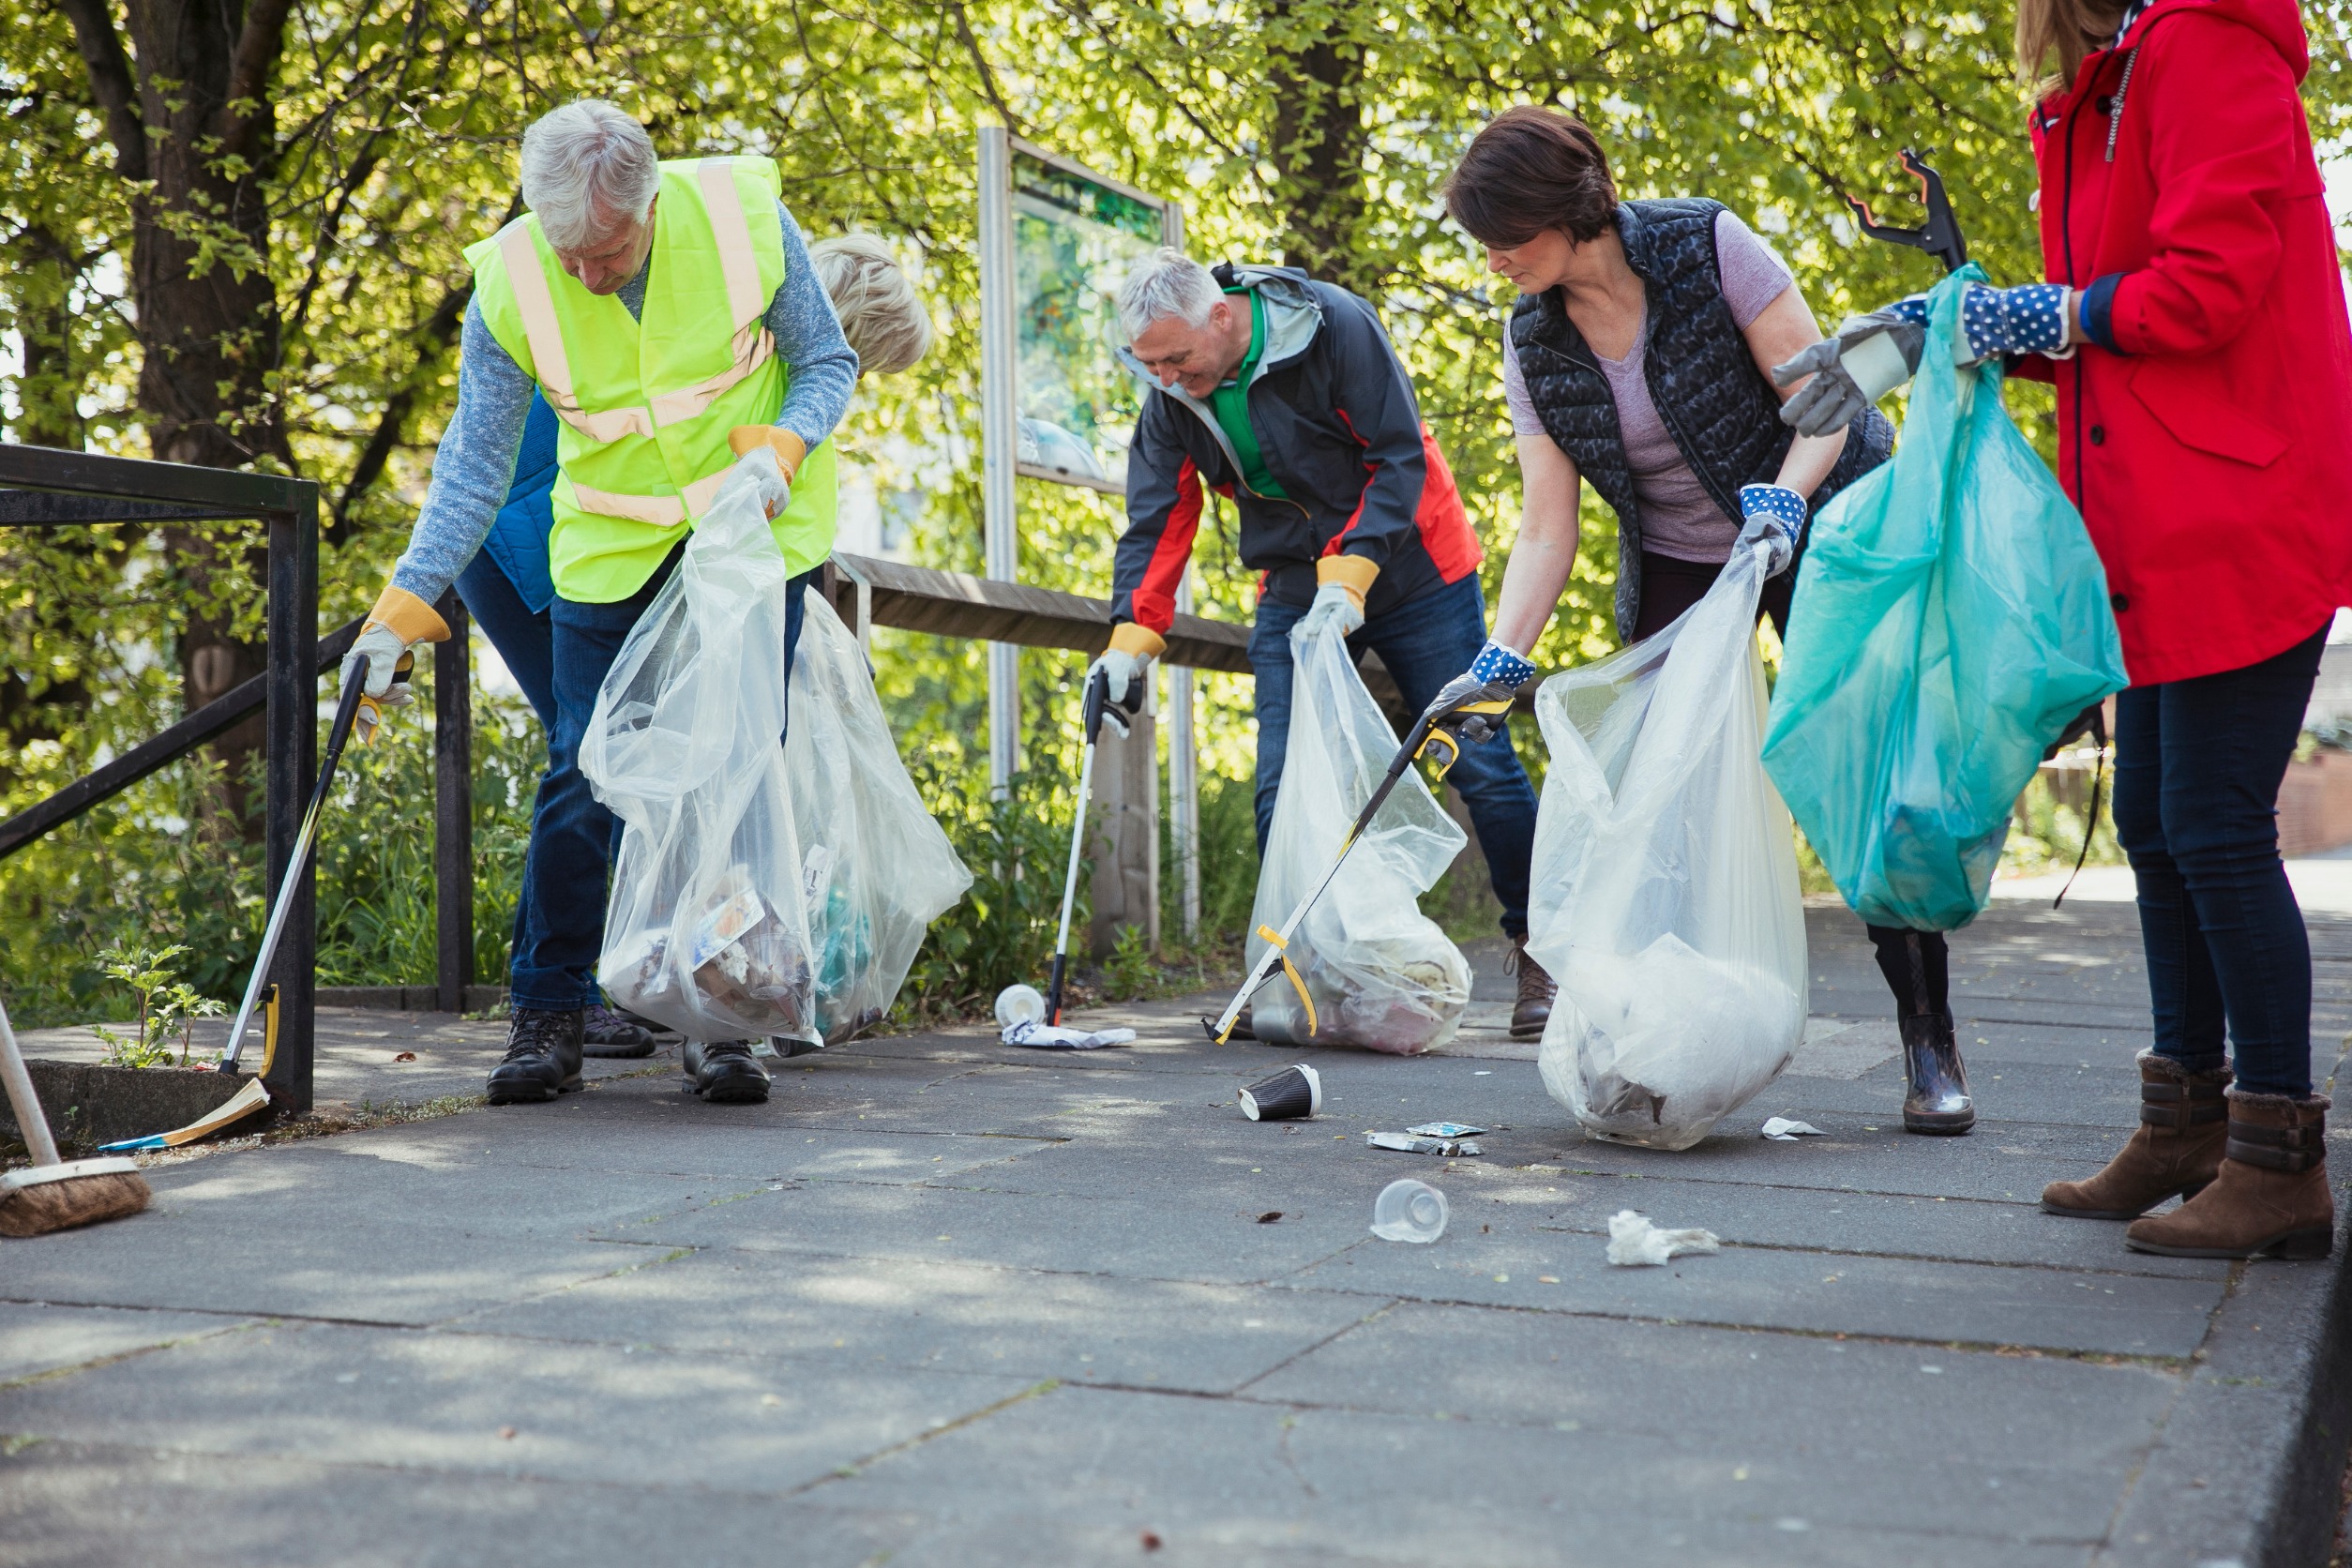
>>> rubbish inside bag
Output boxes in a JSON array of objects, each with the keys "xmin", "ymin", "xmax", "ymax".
[
  {"xmin": 1760, "ymin": 1117, "xmax": 1827, "ymax": 1140},
  {"xmin": 582, "ymin": 460, "xmax": 819, "ymax": 1044},
  {"xmin": 1527, "ymin": 536, "xmax": 1808, "ymax": 1150},
  {"xmin": 1245, "ymin": 616, "xmax": 1471, "ymax": 1053},
  {"xmin": 1606, "ymin": 1209, "xmax": 1721, "ymax": 1266},
  {"xmin": 785, "ymin": 597, "xmax": 972, "ymax": 1043},
  {"xmin": 1762, "ymin": 266, "xmax": 2128, "ymax": 931}
]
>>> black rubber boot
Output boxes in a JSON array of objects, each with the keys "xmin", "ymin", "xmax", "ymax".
[
  {"xmin": 1901, "ymin": 1010, "xmax": 1975, "ymax": 1135},
  {"xmin": 488, "ymin": 1008, "xmax": 585, "ymax": 1105},
  {"xmin": 581, "ymin": 1004, "xmax": 658, "ymax": 1060},
  {"xmin": 684, "ymin": 1040, "xmax": 770, "ymax": 1105}
]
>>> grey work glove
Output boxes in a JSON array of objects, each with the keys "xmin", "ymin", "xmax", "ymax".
[{"xmin": 1771, "ymin": 309, "xmax": 1926, "ymax": 439}]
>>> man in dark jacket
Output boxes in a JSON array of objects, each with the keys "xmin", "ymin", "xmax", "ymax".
[{"xmin": 1092, "ymin": 249, "xmax": 1552, "ymax": 1037}]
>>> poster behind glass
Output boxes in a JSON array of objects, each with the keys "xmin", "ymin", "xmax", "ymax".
[{"xmin": 1012, "ymin": 148, "xmax": 1168, "ymax": 490}]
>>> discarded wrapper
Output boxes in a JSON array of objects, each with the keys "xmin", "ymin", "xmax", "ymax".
[
  {"xmin": 1001, "ymin": 1019, "xmax": 1136, "ymax": 1051},
  {"xmin": 1760, "ymin": 1116, "xmax": 1828, "ymax": 1140},
  {"xmin": 1406, "ymin": 1121, "xmax": 1486, "ymax": 1138},
  {"xmin": 1366, "ymin": 1131, "xmax": 1482, "ymax": 1156},
  {"xmin": 1241, "ymin": 1065, "xmax": 1321, "ymax": 1122},
  {"xmin": 1605, "ymin": 1208, "xmax": 1721, "ymax": 1266}
]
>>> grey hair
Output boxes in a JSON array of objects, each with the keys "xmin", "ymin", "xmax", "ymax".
[
  {"xmin": 1116, "ymin": 248, "xmax": 1219, "ymax": 341},
  {"xmin": 811, "ymin": 234, "xmax": 935, "ymax": 378},
  {"xmin": 520, "ymin": 101, "xmax": 660, "ymax": 252}
]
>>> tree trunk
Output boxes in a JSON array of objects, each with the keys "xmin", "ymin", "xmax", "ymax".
[
  {"xmin": 1263, "ymin": 1, "xmax": 1370, "ymax": 292},
  {"xmin": 62, "ymin": 0, "xmax": 292, "ymax": 839}
]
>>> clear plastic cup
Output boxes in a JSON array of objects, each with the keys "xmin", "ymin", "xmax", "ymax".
[
  {"xmin": 1370, "ymin": 1178, "xmax": 1449, "ymax": 1244},
  {"xmin": 994, "ymin": 984, "xmax": 1047, "ymax": 1029}
]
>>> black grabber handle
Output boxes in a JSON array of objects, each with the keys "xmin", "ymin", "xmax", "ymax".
[{"xmin": 1844, "ymin": 148, "xmax": 1969, "ymax": 276}]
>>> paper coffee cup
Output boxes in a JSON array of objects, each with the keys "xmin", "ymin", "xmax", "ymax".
[{"xmin": 1241, "ymin": 1064, "xmax": 1322, "ymax": 1122}]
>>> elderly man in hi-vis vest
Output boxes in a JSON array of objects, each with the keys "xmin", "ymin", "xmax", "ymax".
[{"xmin": 349, "ymin": 100, "xmax": 857, "ymax": 1108}]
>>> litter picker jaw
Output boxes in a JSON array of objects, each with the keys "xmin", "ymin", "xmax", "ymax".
[
  {"xmin": 219, "ymin": 655, "xmax": 372, "ymax": 1077},
  {"xmin": 1842, "ymin": 148, "xmax": 1968, "ymax": 277},
  {"xmin": 1044, "ymin": 667, "xmax": 1113, "ymax": 1028},
  {"xmin": 1204, "ymin": 677, "xmax": 1517, "ymax": 1045}
]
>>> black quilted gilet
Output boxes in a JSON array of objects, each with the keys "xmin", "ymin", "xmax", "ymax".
[{"xmin": 1510, "ymin": 198, "xmax": 1893, "ymax": 639}]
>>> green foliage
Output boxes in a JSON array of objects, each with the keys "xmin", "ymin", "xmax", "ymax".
[
  {"xmin": 896, "ymin": 765, "xmax": 1091, "ymax": 1020},
  {"xmin": 88, "ymin": 944, "xmax": 223, "ymax": 1067},
  {"xmin": 1101, "ymin": 924, "xmax": 1157, "ymax": 1002}
]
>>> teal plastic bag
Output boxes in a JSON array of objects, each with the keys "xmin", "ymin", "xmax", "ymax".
[{"xmin": 1761, "ymin": 266, "xmax": 2129, "ymax": 931}]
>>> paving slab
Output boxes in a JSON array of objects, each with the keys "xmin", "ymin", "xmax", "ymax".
[{"xmin": 4, "ymin": 897, "xmax": 2348, "ymax": 1564}]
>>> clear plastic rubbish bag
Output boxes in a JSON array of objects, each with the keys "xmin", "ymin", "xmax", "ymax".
[
  {"xmin": 1527, "ymin": 539, "xmax": 1808, "ymax": 1150},
  {"xmin": 784, "ymin": 596, "xmax": 972, "ymax": 1042},
  {"xmin": 1246, "ymin": 617, "xmax": 1471, "ymax": 1053},
  {"xmin": 582, "ymin": 464, "xmax": 818, "ymax": 1044},
  {"xmin": 1762, "ymin": 266, "xmax": 2129, "ymax": 931}
]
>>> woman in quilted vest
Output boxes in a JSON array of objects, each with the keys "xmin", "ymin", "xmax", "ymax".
[{"xmin": 1432, "ymin": 108, "xmax": 1983, "ymax": 1138}]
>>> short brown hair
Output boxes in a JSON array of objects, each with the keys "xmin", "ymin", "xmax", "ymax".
[{"xmin": 1443, "ymin": 107, "xmax": 1620, "ymax": 249}]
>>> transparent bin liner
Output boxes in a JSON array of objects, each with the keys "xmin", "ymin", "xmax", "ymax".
[
  {"xmin": 582, "ymin": 465, "xmax": 818, "ymax": 1044},
  {"xmin": 784, "ymin": 596, "xmax": 972, "ymax": 1042},
  {"xmin": 1246, "ymin": 618, "xmax": 1470, "ymax": 1054},
  {"xmin": 1528, "ymin": 540, "xmax": 1808, "ymax": 1149}
]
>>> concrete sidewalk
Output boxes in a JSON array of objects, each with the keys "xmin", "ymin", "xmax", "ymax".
[{"xmin": 4, "ymin": 902, "xmax": 2349, "ymax": 1566}]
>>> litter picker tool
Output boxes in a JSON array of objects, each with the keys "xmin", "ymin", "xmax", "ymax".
[
  {"xmin": 1041, "ymin": 667, "xmax": 1118, "ymax": 1027},
  {"xmin": 1842, "ymin": 147, "xmax": 1968, "ymax": 276},
  {"xmin": 0, "ymin": 992, "xmax": 151, "ymax": 1237},
  {"xmin": 218, "ymin": 652, "xmax": 378, "ymax": 1078},
  {"xmin": 1205, "ymin": 678, "xmax": 1516, "ymax": 1045}
]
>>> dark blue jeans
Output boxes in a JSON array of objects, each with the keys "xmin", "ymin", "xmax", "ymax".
[
  {"xmin": 2112, "ymin": 622, "xmax": 2328, "ymax": 1097},
  {"xmin": 456, "ymin": 549, "xmax": 558, "ymax": 731},
  {"xmin": 511, "ymin": 550, "xmax": 812, "ymax": 1011},
  {"xmin": 1249, "ymin": 571, "xmax": 1538, "ymax": 939}
]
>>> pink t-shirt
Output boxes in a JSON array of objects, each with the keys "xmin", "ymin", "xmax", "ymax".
[{"xmin": 1502, "ymin": 209, "xmax": 1797, "ymax": 563}]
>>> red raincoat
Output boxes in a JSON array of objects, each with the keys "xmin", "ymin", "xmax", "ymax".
[{"xmin": 2018, "ymin": 0, "xmax": 2352, "ymax": 686}]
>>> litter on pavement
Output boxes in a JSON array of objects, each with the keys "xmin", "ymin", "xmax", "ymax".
[
  {"xmin": 1606, "ymin": 1209, "xmax": 1722, "ymax": 1266},
  {"xmin": 1367, "ymin": 1131, "xmax": 1482, "ymax": 1156},
  {"xmin": 1241, "ymin": 1065, "xmax": 1321, "ymax": 1121},
  {"xmin": 1370, "ymin": 1178, "xmax": 1449, "ymax": 1243},
  {"xmin": 1407, "ymin": 1121, "xmax": 1486, "ymax": 1138},
  {"xmin": 1761, "ymin": 1117, "xmax": 1828, "ymax": 1139},
  {"xmin": 1001, "ymin": 1019, "xmax": 1136, "ymax": 1050}
]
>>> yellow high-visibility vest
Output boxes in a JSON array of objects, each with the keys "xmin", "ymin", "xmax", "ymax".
[{"xmin": 466, "ymin": 156, "xmax": 837, "ymax": 603}]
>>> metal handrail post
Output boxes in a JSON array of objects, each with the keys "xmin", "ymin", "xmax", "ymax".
[
  {"xmin": 263, "ymin": 485, "xmax": 320, "ymax": 1112},
  {"xmin": 434, "ymin": 592, "xmax": 474, "ymax": 1014}
]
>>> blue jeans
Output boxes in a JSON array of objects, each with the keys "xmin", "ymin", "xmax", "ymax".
[
  {"xmin": 1249, "ymin": 571, "xmax": 1538, "ymax": 939},
  {"xmin": 511, "ymin": 550, "xmax": 813, "ymax": 1011},
  {"xmin": 2112, "ymin": 622, "xmax": 2327, "ymax": 1097},
  {"xmin": 456, "ymin": 548, "xmax": 558, "ymax": 731}
]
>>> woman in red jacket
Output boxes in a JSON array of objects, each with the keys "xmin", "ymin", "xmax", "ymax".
[{"xmin": 1781, "ymin": 0, "xmax": 2352, "ymax": 1259}]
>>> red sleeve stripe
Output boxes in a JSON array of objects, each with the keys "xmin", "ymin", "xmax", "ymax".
[
  {"xmin": 1415, "ymin": 428, "xmax": 1484, "ymax": 583},
  {"xmin": 1131, "ymin": 456, "xmax": 1201, "ymax": 633}
]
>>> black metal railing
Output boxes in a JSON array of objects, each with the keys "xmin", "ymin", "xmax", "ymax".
[{"xmin": 0, "ymin": 444, "xmax": 460, "ymax": 1114}]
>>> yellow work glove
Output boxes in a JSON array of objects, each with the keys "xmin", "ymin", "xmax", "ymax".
[
  {"xmin": 728, "ymin": 426, "xmax": 808, "ymax": 520},
  {"xmin": 1297, "ymin": 554, "xmax": 1380, "ymax": 643},
  {"xmin": 344, "ymin": 585, "xmax": 450, "ymax": 746}
]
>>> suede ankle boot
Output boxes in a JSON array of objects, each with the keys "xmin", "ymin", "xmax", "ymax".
[
  {"xmin": 2124, "ymin": 1087, "xmax": 2333, "ymax": 1260},
  {"xmin": 2042, "ymin": 1052, "xmax": 2229, "ymax": 1220}
]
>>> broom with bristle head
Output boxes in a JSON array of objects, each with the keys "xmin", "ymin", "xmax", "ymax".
[{"xmin": 0, "ymin": 995, "xmax": 149, "ymax": 1237}]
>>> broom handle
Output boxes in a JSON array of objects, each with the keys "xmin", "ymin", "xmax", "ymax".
[{"xmin": 0, "ymin": 995, "xmax": 64, "ymax": 1169}]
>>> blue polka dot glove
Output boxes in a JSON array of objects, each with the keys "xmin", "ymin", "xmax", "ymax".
[
  {"xmin": 1737, "ymin": 484, "xmax": 1806, "ymax": 576},
  {"xmin": 1468, "ymin": 639, "xmax": 1537, "ymax": 689},
  {"xmin": 1954, "ymin": 282, "xmax": 2070, "ymax": 365}
]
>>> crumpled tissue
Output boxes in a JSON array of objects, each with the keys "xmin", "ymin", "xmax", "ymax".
[
  {"xmin": 1761, "ymin": 1117, "xmax": 1827, "ymax": 1140},
  {"xmin": 1001, "ymin": 1019, "xmax": 1137, "ymax": 1051},
  {"xmin": 1606, "ymin": 1209, "xmax": 1722, "ymax": 1267}
]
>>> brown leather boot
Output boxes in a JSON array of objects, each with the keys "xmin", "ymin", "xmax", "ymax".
[
  {"xmin": 2042, "ymin": 1052, "xmax": 2229, "ymax": 1219},
  {"xmin": 1506, "ymin": 938, "xmax": 1556, "ymax": 1041},
  {"xmin": 2124, "ymin": 1087, "xmax": 2333, "ymax": 1260}
]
